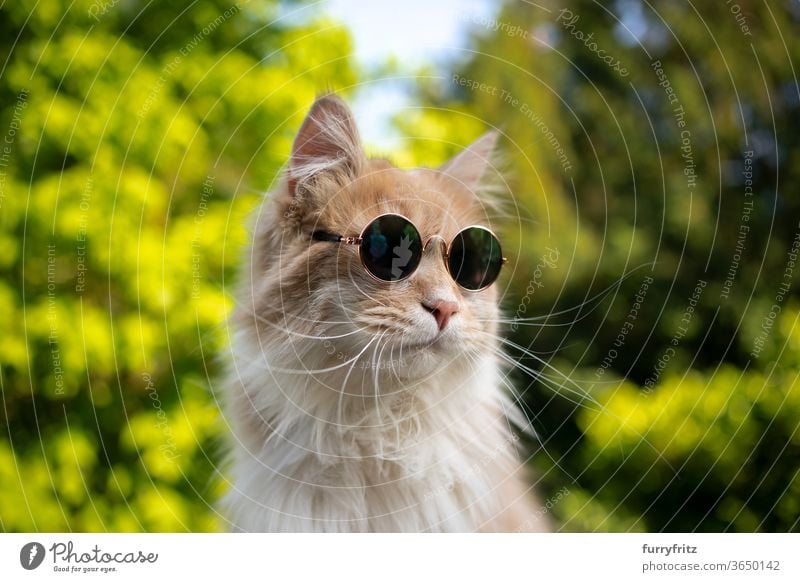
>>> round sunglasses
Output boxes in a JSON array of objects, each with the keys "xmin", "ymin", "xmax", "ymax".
[{"xmin": 311, "ymin": 213, "xmax": 506, "ymax": 291}]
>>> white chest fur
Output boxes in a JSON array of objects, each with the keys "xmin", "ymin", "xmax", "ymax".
[{"xmin": 221, "ymin": 337, "xmax": 539, "ymax": 532}]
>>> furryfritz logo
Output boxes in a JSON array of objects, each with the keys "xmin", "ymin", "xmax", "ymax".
[{"xmin": 20, "ymin": 542, "xmax": 46, "ymax": 570}]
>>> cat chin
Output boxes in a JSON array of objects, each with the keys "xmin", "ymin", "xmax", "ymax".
[{"xmin": 389, "ymin": 344, "xmax": 468, "ymax": 380}]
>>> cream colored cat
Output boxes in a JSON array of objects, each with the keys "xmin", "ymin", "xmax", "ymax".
[{"xmin": 221, "ymin": 94, "xmax": 548, "ymax": 532}]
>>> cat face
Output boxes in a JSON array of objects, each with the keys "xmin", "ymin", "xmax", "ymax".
[{"xmin": 245, "ymin": 95, "xmax": 502, "ymax": 383}]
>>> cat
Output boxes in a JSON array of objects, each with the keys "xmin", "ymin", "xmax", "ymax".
[{"xmin": 221, "ymin": 94, "xmax": 549, "ymax": 532}]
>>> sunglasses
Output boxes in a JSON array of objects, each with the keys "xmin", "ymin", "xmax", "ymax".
[{"xmin": 312, "ymin": 213, "xmax": 506, "ymax": 291}]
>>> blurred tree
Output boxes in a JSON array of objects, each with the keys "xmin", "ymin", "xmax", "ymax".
[
  {"xmin": 400, "ymin": 0, "xmax": 800, "ymax": 531},
  {"xmin": 0, "ymin": 0, "xmax": 357, "ymax": 531},
  {"xmin": 2, "ymin": 0, "xmax": 798, "ymax": 534}
]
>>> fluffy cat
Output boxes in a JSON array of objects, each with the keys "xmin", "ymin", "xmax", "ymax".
[{"xmin": 221, "ymin": 94, "xmax": 549, "ymax": 532}]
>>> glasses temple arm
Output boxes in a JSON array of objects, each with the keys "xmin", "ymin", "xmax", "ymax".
[{"xmin": 311, "ymin": 231, "xmax": 362, "ymax": 245}]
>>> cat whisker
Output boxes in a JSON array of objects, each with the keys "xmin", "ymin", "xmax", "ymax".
[
  {"xmin": 477, "ymin": 318, "xmax": 597, "ymax": 329},
  {"xmin": 241, "ymin": 298, "xmax": 356, "ymax": 325},
  {"xmin": 387, "ymin": 337, "xmax": 404, "ymax": 385},
  {"xmin": 372, "ymin": 331, "xmax": 392, "ymax": 422},
  {"xmin": 459, "ymin": 349, "xmax": 557, "ymax": 480},
  {"xmin": 478, "ymin": 336, "xmax": 679, "ymax": 477},
  {"xmin": 501, "ymin": 375, "xmax": 577, "ymax": 483},
  {"xmin": 490, "ymin": 369, "xmax": 581, "ymax": 484},
  {"xmin": 348, "ymin": 271, "xmax": 398, "ymax": 310},
  {"xmin": 483, "ymin": 263, "xmax": 654, "ymax": 326},
  {"xmin": 336, "ymin": 332, "xmax": 383, "ymax": 431},
  {"xmin": 256, "ymin": 338, "xmax": 379, "ymax": 376},
  {"xmin": 352, "ymin": 321, "xmax": 408, "ymax": 337},
  {"xmin": 239, "ymin": 305, "xmax": 369, "ymax": 341},
  {"xmin": 489, "ymin": 334, "xmax": 629, "ymax": 388},
  {"xmin": 492, "ymin": 348, "xmax": 600, "ymax": 410},
  {"xmin": 481, "ymin": 334, "xmax": 601, "ymax": 389},
  {"xmin": 467, "ymin": 331, "xmax": 566, "ymax": 355},
  {"xmin": 476, "ymin": 333, "xmax": 603, "ymax": 409},
  {"xmin": 487, "ymin": 345, "xmax": 678, "ymax": 478}
]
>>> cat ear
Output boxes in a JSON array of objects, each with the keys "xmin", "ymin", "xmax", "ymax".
[
  {"xmin": 439, "ymin": 131, "xmax": 499, "ymax": 192},
  {"xmin": 287, "ymin": 94, "xmax": 365, "ymax": 198}
]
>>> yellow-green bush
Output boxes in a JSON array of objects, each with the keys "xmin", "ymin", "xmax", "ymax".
[
  {"xmin": 0, "ymin": 0, "xmax": 357, "ymax": 532},
  {"xmin": 568, "ymin": 307, "xmax": 799, "ymax": 531}
]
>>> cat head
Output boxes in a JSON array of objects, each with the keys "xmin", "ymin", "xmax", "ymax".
[{"xmin": 242, "ymin": 94, "xmax": 504, "ymax": 384}]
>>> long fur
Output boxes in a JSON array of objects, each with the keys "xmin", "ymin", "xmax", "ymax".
[{"xmin": 220, "ymin": 94, "xmax": 549, "ymax": 532}]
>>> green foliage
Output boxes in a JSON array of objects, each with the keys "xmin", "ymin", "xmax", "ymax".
[
  {"xmin": 2, "ymin": 0, "xmax": 798, "ymax": 533},
  {"xmin": 404, "ymin": 1, "xmax": 800, "ymax": 531},
  {"xmin": 576, "ymin": 306, "xmax": 800, "ymax": 531},
  {"xmin": 0, "ymin": 0, "xmax": 357, "ymax": 531}
]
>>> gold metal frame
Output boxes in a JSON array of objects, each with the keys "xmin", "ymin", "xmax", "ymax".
[{"xmin": 313, "ymin": 213, "xmax": 507, "ymax": 291}]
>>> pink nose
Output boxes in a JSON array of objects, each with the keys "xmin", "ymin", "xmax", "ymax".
[{"xmin": 422, "ymin": 300, "xmax": 459, "ymax": 331}]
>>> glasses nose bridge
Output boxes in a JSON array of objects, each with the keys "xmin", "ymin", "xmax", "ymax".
[{"xmin": 423, "ymin": 234, "xmax": 448, "ymax": 259}]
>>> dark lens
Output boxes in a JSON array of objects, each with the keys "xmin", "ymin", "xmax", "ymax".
[
  {"xmin": 448, "ymin": 227, "xmax": 503, "ymax": 290},
  {"xmin": 359, "ymin": 215, "xmax": 422, "ymax": 281}
]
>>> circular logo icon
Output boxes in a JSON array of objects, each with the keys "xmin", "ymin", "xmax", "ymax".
[{"xmin": 19, "ymin": 542, "xmax": 46, "ymax": 570}]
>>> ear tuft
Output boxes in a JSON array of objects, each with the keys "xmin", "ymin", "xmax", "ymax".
[
  {"xmin": 439, "ymin": 130, "xmax": 500, "ymax": 193},
  {"xmin": 288, "ymin": 94, "xmax": 364, "ymax": 198}
]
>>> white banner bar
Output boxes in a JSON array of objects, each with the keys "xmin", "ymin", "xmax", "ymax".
[{"xmin": 1, "ymin": 534, "xmax": 797, "ymax": 581}]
